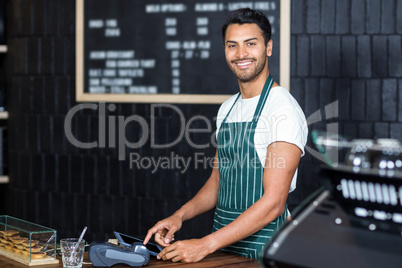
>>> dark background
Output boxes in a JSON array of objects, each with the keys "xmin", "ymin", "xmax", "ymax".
[{"xmin": 0, "ymin": 0, "xmax": 401, "ymax": 243}]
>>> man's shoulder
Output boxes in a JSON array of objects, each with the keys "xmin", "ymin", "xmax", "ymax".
[
  {"xmin": 270, "ymin": 86, "xmax": 291, "ymax": 98},
  {"xmin": 263, "ymin": 86, "xmax": 306, "ymax": 120},
  {"xmin": 268, "ymin": 86, "xmax": 301, "ymax": 107}
]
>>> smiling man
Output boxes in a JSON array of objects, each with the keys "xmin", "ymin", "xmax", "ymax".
[{"xmin": 144, "ymin": 8, "xmax": 308, "ymax": 262}]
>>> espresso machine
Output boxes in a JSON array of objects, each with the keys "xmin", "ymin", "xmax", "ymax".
[{"xmin": 262, "ymin": 132, "xmax": 402, "ymax": 268}]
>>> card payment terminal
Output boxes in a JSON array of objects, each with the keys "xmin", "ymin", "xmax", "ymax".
[{"xmin": 89, "ymin": 232, "xmax": 162, "ymax": 267}]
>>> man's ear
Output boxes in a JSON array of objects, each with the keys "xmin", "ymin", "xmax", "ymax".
[{"xmin": 266, "ymin": 40, "xmax": 273, "ymax": 57}]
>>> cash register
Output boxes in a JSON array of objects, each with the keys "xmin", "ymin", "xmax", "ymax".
[{"xmin": 262, "ymin": 132, "xmax": 402, "ymax": 268}]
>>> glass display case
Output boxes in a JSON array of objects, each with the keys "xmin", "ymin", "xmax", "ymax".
[{"xmin": 0, "ymin": 215, "xmax": 59, "ymax": 265}]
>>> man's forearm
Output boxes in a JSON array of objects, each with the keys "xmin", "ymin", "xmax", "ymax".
[
  {"xmin": 173, "ymin": 168, "xmax": 219, "ymax": 222},
  {"xmin": 173, "ymin": 150, "xmax": 219, "ymax": 222}
]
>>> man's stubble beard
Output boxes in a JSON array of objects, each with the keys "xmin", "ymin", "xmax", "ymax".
[{"xmin": 227, "ymin": 54, "xmax": 267, "ymax": 83}]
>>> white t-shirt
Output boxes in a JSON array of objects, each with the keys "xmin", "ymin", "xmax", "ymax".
[{"xmin": 216, "ymin": 86, "xmax": 308, "ymax": 192}]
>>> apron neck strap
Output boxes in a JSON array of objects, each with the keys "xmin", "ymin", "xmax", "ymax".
[
  {"xmin": 221, "ymin": 75, "xmax": 274, "ymax": 124},
  {"xmin": 252, "ymin": 74, "xmax": 273, "ymax": 123},
  {"xmin": 225, "ymin": 92, "xmax": 241, "ymax": 122}
]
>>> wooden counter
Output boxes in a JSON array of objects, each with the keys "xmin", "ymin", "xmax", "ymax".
[{"xmin": 0, "ymin": 252, "xmax": 262, "ymax": 268}]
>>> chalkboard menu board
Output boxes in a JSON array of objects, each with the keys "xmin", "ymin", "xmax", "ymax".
[{"xmin": 76, "ymin": 0, "xmax": 290, "ymax": 104}]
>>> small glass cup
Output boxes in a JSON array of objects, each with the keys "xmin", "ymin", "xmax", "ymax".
[{"xmin": 60, "ymin": 238, "xmax": 85, "ymax": 268}]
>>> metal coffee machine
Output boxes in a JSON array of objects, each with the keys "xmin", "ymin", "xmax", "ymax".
[{"xmin": 262, "ymin": 132, "xmax": 402, "ymax": 268}]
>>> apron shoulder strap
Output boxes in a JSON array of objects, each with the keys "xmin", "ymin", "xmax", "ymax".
[
  {"xmin": 222, "ymin": 75, "xmax": 274, "ymax": 125},
  {"xmin": 252, "ymin": 75, "xmax": 274, "ymax": 123},
  {"xmin": 221, "ymin": 92, "xmax": 241, "ymax": 124}
]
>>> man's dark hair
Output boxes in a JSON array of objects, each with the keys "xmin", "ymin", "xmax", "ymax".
[{"xmin": 221, "ymin": 8, "xmax": 272, "ymax": 45}]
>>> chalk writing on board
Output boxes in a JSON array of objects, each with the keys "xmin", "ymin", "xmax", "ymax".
[{"xmin": 83, "ymin": 1, "xmax": 280, "ymax": 96}]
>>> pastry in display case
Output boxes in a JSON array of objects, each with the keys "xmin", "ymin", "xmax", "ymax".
[{"xmin": 0, "ymin": 215, "xmax": 59, "ymax": 265}]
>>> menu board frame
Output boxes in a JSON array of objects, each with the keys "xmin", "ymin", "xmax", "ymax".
[{"xmin": 75, "ymin": 0, "xmax": 291, "ymax": 104}]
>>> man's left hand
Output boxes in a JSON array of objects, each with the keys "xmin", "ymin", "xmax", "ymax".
[{"xmin": 157, "ymin": 238, "xmax": 214, "ymax": 263}]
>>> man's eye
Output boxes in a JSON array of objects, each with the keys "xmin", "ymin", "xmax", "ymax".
[
  {"xmin": 247, "ymin": 42, "xmax": 255, "ymax": 46},
  {"xmin": 228, "ymin": 44, "xmax": 236, "ymax": 48}
]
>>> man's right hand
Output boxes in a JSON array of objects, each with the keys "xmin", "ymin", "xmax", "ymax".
[{"xmin": 143, "ymin": 214, "xmax": 183, "ymax": 247}]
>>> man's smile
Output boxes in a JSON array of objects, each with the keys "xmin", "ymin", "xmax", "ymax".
[
  {"xmin": 236, "ymin": 61, "xmax": 252, "ymax": 66},
  {"xmin": 233, "ymin": 59, "xmax": 255, "ymax": 68}
]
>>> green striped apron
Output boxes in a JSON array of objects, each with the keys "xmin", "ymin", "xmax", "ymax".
[{"xmin": 213, "ymin": 75, "xmax": 288, "ymax": 259}]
